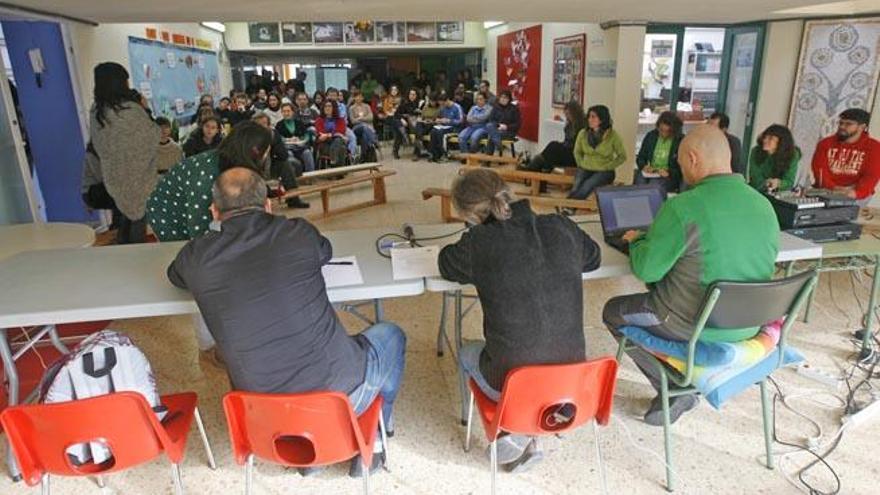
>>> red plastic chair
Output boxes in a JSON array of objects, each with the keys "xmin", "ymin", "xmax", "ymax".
[
  {"xmin": 464, "ymin": 357, "xmax": 619, "ymax": 495},
  {"xmin": 222, "ymin": 391, "xmax": 387, "ymax": 495},
  {"xmin": 0, "ymin": 391, "xmax": 216, "ymax": 495}
]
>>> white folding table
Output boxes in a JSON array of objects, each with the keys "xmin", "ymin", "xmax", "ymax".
[{"xmin": 0, "ymin": 222, "xmax": 95, "ymax": 261}]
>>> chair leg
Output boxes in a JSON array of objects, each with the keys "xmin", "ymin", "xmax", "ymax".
[
  {"xmin": 437, "ymin": 292, "xmax": 448, "ymax": 357},
  {"xmin": 660, "ymin": 374, "xmax": 674, "ymax": 492},
  {"xmin": 170, "ymin": 463, "xmax": 183, "ymax": 495},
  {"xmin": 760, "ymin": 380, "xmax": 775, "ymax": 470},
  {"xmin": 40, "ymin": 474, "xmax": 49, "ymax": 495},
  {"xmin": 379, "ymin": 412, "xmax": 390, "ymax": 461},
  {"xmin": 194, "ymin": 406, "xmax": 217, "ymax": 470},
  {"xmin": 245, "ymin": 454, "xmax": 254, "ymax": 495},
  {"xmin": 490, "ymin": 439, "xmax": 497, "ymax": 495},
  {"xmin": 615, "ymin": 337, "xmax": 628, "ymax": 362},
  {"xmin": 95, "ymin": 474, "xmax": 106, "ymax": 488},
  {"xmin": 593, "ymin": 420, "xmax": 608, "ymax": 495},
  {"xmin": 464, "ymin": 391, "xmax": 475, "ymax": 452},
  {"xmin": 362, "ymin": 459, "xmax": 370, "ymax": 495}
]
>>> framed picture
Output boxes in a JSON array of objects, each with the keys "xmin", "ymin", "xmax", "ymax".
[
  {"xmin": 248, "ymin": 23, "xmax": 280, "ymax": 44},
  {"xmin": 406, "ymin": 22, "xmax": 436, "ymax": 43},
  {"xmin": 788, "ymin": 18, "xmax": 880, "ymax": 172},
  {"xmin": 281, "ymin": 22, "xmax": 312, "ymax": 44},
  {"xmin": 344, "ymin": 21, "xmax": 375, "ymax": 44},
  {"xmin": 313, "ymin": 22, "xmax": 344, "ymax": 44},
  {"xmin": 651, "ymin": 40, "xmax": 674, "ymax": 58},
  {"xmin": 552, "ymin": 34, "xmax": 586, "ymax": 107},
  {"xmin": 437, "ymin": 21, "xmax": 464, "ymax": 43},
  {"xmin": 376, "ymin": 21, "xmax": 405, "ymax": 43},
  {"xmin": 498, "ymin": 25, "xmax": 542, "ymax": 141}
]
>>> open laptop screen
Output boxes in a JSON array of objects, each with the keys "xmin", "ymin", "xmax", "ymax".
[{"xmin": 597, "ymin": 185, "xmax": 666, "ymax": 234}]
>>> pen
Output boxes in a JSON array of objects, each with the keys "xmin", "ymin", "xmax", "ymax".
[{"xmin": 327, "ymin": 261, "xmax": 353, "ymax": 265}]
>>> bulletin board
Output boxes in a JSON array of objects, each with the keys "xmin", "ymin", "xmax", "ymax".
[
  {"xmin": 552, "ymin": 34, "xmax": 586, "ymax": 107},
  {"xmin": 127, "ymin": 36, "xmax": 221, "ymax": 122},
  {"xmin": 497, "ymin": 25, "xmax": 542, "ymax": 141}
]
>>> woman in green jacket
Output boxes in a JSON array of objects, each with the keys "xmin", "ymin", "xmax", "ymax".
[
  {"xmin": 567, "ymin": 105, "xmax": 627, "ymax": 205},
  {"xmin": 748, "ymin": 124, "xmax": 800, "ymax": 193}
]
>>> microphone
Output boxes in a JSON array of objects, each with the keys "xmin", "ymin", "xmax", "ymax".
[{"xmin": 402, "ymin": 223, "xmax": 416, "ymax": 246}]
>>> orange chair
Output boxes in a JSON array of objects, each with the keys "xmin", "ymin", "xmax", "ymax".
[
  {"xmin": 223, "ymin": 391, "xmax": 388, "ymax": 495},
  {"xmin": 0, "ymin": 391, "xmax": 216, "ymax": 495},
  {"xmin": 464, "ymin": 357, "xmax": 619, "ymax": 495}
]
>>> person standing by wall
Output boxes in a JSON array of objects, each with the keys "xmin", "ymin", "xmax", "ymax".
[{"xmin": 89, "ymin": 62, "xmax": 159, "ymax": 244}]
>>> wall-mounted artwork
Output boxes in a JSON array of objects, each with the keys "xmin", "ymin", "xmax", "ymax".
[
  {"xmin": 437, "ymin": 21, "xmax": 464, "ymax": 43},
  {"xmin": 376, "ymin": 22, "xmax": 405, "ymax": 43},
  {"xmin": 281, "ymin": 22, "xmax": 312, "ymax": 44},
  {"xmin": 313, "ymin": 22, "xmax": 344, "ymax": 44},
  {"xmin": 552, "ymin": 34, "xmax": 586, "ymax": 107},
  {"xmin": 248, "ymin": 23, "xmax": 280, "ymax": 44},
  {"xmin": 407, "ymin": 22, "xmax": 436, "ymax": 43},
  {"xmin": 498, "ymin": 25, "xmax": 542, "ymax": 141},
  {"xmin": 345, "ymin": 21, "xmax": 375, "ymax": 44},
  {"xmin": 788, "ymin": 18, "xmax": 880, "ymax": 170}
]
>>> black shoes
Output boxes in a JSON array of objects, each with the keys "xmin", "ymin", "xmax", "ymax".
[
  {"xmin": 286, "ymin": 197, "xmax": 310, "ymax": 209},
  {"xmin": 348, "ymin": 451, "xmax": 386, "ymax": 478},
  {"xmin": 643, "ymin": 394, "xmax": 699, "ymax": 426}
]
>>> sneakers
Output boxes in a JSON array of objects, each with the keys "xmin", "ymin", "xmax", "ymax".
[
  {"xmin": 505, "ymin": 438, "xmax": 544, "ymax": 473},
  {"xmin": 348, "ymin": 451, "xmax": 386, "ymax": 478},
  {"xmin": 487, "ymin": 434, "xmax": 531, "ymax": 465},
  {"xmin": 643, "ymin": 394, "xmax": 699, "ymax": 426}
]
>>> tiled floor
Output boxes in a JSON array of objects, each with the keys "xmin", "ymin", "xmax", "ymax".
[{"xmin": 3, "ymin": 150, "xmax": 880, "ymax": 494}]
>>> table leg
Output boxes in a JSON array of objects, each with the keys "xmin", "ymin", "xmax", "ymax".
[
  {"xmin": 0, "ymin": 328, "xmax": 22, "ymax": 481},
  {"xmin": 373, "ymin": 299, "xmax": 384, "ymax": 323},
  {"xmin": 860, "ymin": 256, "xmax": 880, "ymax": 358},
  {"xmin": 784, "ymin": 261, "xmax": 794, "ymax": 277},
  {"xmin": 454, "ymin": 290, "xmax": 468, "ymax": 425},
  {"xmin": 437, "ymin": 292, "xmax": 448, "ymax": 357},
  {"xmin": 803, "ymin": 258, "xmax": 823, "ymax": 323}
]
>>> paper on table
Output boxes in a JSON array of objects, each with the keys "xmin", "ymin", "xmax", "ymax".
[
  {"xmin": 640, "ymin": 171, "xmax": 661, "ymax": 179},
  {"xmin": 391, "ymin": 245, "xmax": 441, "ymax": 280},
  {"xmin": 322, "ymin": 256, "xmax": 364, "ymax": 288}
]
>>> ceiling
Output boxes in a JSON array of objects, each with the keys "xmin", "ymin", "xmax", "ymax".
[{"xmin": 3, "ymin": 0, "xmax": 878, "ymax": 25}]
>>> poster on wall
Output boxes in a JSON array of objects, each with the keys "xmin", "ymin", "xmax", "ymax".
[
  {"xmin": 345, "ymin": 21, "xmax": 375, "ymax": 44},
  {"xmin": 313, "ymin": 22, "xmax": 344, "ymax": 44},
  {"xmin": 497, "ymin": 25, "xmax": 542, "ymax": 141},
  {"xmin": 407, "ymin": 22, "xmax": 436, "ymax": 43},
  {"xmin": 127, "ymin": 36, "xmax": 221, "ymax": 122},
  {"xmin": 248, "ymin": 22, "xmax": 280, "ymax": 44},
  {"xmin": 437, "ymin": 21, "xmax": 464, "ymax": 43},
  {"xmin": 376, "ymin": 22, "xmax": 405, "ymax": 43},
  {"xmin": 552, "ymin": 34, "xmax": 585, "ymax": 107},
  {"xmin": 788, "ymin": 18, "xmax": 880, "ymax": 172},
  {"xmin": 282, "ymin": 22, "xmax": 312, "ymax": 44}
]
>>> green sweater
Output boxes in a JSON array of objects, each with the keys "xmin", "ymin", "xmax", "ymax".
[
  {"xmin": 748, "ymin": 147, "xmax": 800, "ymax": 192},
  {"xmin": 147, "ymin": 151, "xmax": 219, "ymax": 241},
  {"xmin": 629, "ymin": 174, "xmax": 780, "ymax": 342},
  {"xmin": 573, "ymin": 129, "xmax": 627, "ymax": 172}
]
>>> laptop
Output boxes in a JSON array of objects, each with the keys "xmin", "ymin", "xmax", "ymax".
[{"xmin": 596, "ymin": 184, "xmax": 666, "ymax": 255}]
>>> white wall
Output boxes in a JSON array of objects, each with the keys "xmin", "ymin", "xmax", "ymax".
[
  {"xmin": 67, "ymin": 22, "xmax": 232, "ymax": 112},
  {"xmin": 224, "ymin": 22, "xmax": 486, "ymax": 52}
]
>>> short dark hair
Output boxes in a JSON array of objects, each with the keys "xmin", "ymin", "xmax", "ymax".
[
  {"xmin": 480, "ymin": 80, "xmax": 490, "ymax": 87},
  {"xmin": 840, "ymin": 108, "xmax": 871, "ymax": 126},
  {"xmin": 217, "ymin": 121, "xmax": 273, "ymax": 173},
  {"xmin": 709, "ymin": 112, "xmax": 730, "ymax": 129},
  {"xmin": 212, "ymin": 168, "xmax": 267, "ymax": 214},
  {"xmin": 219, "ymin": 97, "xmax": 230, "ymax": 103},
  {"xmin": 656, "ymin": 111, "xmax": 683, "ymax": 135},
  {"xmin": 155, "ymin": 116, "xmax": 171, "ymax": 127}
]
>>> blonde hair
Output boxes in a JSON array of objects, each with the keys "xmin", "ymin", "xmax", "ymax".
[{"xmin": 451, "ymin": 169, "xmax": 513, "ymax": 224}]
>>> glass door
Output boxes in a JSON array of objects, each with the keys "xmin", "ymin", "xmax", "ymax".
[{"xmin": 718, "ymin": 24, "xmax": 766, "ymax": 158}]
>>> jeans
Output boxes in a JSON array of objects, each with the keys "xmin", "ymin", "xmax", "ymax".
[
  {"xmin": 348, "ymin": 322, "xmax": 407, "ymax": 431},
  {"xmin": 290, "ymin": 147, "xmax": 315, "ymax": 173},
  {"xmin": 353, "ymin": 123, "xmax": 377, "ymax": 148},
  {"xmin": 485, "ymin": 123, "xmax": 515, "ymax": 155},
  {"xmin": 345, "ymin": 128, "xmax": 357, "ymax": 156},
  {"xmin": 459, "ymin": 341, "xmax": 501, "ymax": 402},
  {"xmin": 458, "ymin": 125, "xmax": 488, "ymax": 153},
  {"xmin": 633, "ymin": 169, "xmax": 679, "ymax": 193},
  {"xmin": 567, "ymin": 169, "xmax": 616, "ymax": 200}
]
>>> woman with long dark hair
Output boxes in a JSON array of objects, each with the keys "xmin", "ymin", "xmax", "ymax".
[
  {"xmin": 89, "ymin": 62, "xmax": 159, "ymax": 244},
  {"xmin": 183, "ymin": 116, "xmax": 223, "ymax": 157},
  {"xmin": 315, "ymin": 100, "xmax": 349, "ymax": 167},
  {"xmin": 748, "ymin": 124, "xmax": 801, "ymax": 193},
  {"xmin": 565, "ymin": 105, "xmax": 626, "ymax": 208},
  {"xmin": 521, "ymin": 100, "xmax": 586, "ymax": 172},
  {"xmin": 634, "ymin": 111, "xmax": 684, "ymax": 192}
]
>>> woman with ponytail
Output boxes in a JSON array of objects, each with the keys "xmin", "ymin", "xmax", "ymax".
[{"xmin": 438, "ymin": 168, "xmax": 602, "ymax": 471}]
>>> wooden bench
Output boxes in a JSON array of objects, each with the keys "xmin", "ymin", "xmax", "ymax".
[
  {"xmin": 460, "ymin": 165, "xmax": 575, "ymax": 195},
  {"xmin": 421, "ymin": 187, "xmax": 594, "ymax": 223},
  {"xmin": 300, "ymin": 162, "xmax": 383, "ymax": 182},
  {"xmin": 460, "ymin": 153, "xmax": 521, "ymax": 168},
  {"xmin": 284, "ymin": 167, "xmax": 396, "ymax": 219}
]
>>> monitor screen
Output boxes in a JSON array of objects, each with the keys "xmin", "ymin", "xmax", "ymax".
[{"xmin": 598, "ymin": 186, "xmax": 665, "ymax": 232}]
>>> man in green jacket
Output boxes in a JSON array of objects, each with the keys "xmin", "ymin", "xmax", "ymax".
[{"xmin": 603, "ymin": 125, "xmax": 780, "ymax": 426}]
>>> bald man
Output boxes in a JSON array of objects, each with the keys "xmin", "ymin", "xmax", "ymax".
[
  {"xmin": 603, "ymin": 125, "xmax": 779, "ymax": 426},
  {"xmin": 167, "ymin": 167, "xmax": 406, "ymax": 476}
]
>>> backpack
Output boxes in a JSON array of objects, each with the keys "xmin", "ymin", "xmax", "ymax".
[{"xmin": 39, "ymin": 330, "xmax": 167, "ymax": 465}]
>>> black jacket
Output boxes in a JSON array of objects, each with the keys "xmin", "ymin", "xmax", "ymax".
[
  {"xmin": 636, "ymin": 129, "xmax": 683, "ymax": 187},
  {"xmin": 182, "ymin": 131, "xmax": 222, "ymax": 157},
  {"xmin": 490, "ymin": 103, "xmax": 521, "ymax": 136},
  {"xmin": 168, "ymin": 211, "xmax": 368, "ymax": 395},
  {"xmin": 395, "ymin": 99, "xmax": 421, "ymax": 118},
  {"xmin": 563, "ymin": 121, "xmax": 585, "ymax": 149},
  {"xmin": 275, "ymin": 118, "xmax": 310, "ymax": 140},
  {"xmin": 726, "ymin": 133, "xmax": 745, "ymax": 176},
  {"xmin": 438, "ymin": 201, "xmax": 601, "ymax": 390}
]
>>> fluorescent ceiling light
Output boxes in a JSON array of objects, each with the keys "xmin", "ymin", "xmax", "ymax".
[
  {"xmin": 201, "ymin": 22, "xmax": 226, "ymax": 33},
  {"xmin": 484, "ymin": 21, "xmax": 505, "ymax": 29}
]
